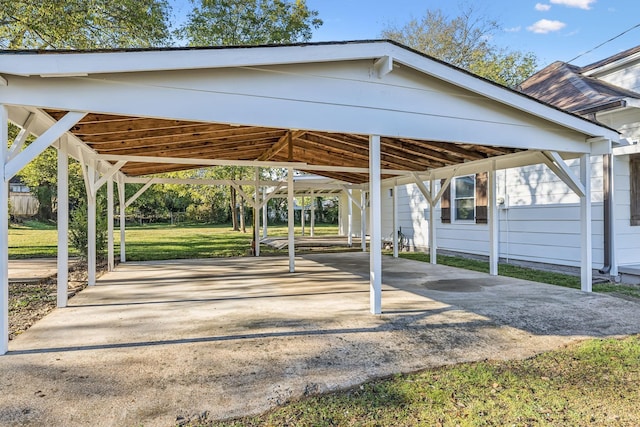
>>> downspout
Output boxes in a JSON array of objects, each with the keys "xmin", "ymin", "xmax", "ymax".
[{"xmin": 599, "ymin": 153, "xmax": 614, "ymax": 275}]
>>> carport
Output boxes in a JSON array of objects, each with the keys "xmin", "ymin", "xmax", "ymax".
[{"xmin": 0, "ymin": 40, "xmax": 619, "ymax": 355}]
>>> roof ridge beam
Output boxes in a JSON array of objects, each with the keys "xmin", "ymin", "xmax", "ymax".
[{"xmin": 256, "ymin": 130, "xmax": 305, "ymax": 161}]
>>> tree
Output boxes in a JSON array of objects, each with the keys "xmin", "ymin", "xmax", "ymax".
[
  {"xmin": 177, "ymin": 0, "xmax": 322, "ymax": 46},
  {"xmin": 381, "ymin": 6, "xmax": 537, "ymax": 88},
  {"xmin": 2, "ymin": 0, "xmax": 173, "ymax": 217},
  {"xmin": 0, "ymin": 0, "xmax": 172, "ymax": 49}
]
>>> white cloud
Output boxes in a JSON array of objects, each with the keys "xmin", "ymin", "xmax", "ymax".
[
  {"xmin": 549, "ymin": 0, "xmax": 596, "ymax": 10},
  {"xmin": 527, "ymin": 19, "xmax": 567, "ymax": 34},
  {"xmin": 535, "ymin": 3, "xmax": 552, "ymax": 11},
  {"xmin": 505, "ymin": 26, "xmax": 522, "ymax": 32}
]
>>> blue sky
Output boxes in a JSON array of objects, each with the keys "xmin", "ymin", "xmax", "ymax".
[{"xmin": 172, "ymin": 0, "xmax": 640, "ymax": 68}]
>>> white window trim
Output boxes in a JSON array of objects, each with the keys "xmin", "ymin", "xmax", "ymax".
[{"xmin": 452, "ymin": 174, "xmax": 476, "ymax": 223}]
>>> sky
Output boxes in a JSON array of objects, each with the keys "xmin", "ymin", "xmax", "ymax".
[
  {"xmin": 306, "ymin": 0, "xmax": 640, "ymax": 67},
  {"xmin": 172, "ymin": 0, "xmax": 640, "ymax": 69}
]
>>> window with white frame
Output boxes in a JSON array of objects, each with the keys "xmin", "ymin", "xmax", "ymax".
[
  {"xmin": 441, "ymin": 173, "xmax": 487, "ymax": 224},
  {"xmin": 453, "ymin": 175, "xmax": 475, "ymax": 221}
]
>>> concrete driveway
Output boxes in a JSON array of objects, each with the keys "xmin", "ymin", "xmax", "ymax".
[{"xmin": 2, "ymin": 253, "xmax": 640, "ymax": 426}]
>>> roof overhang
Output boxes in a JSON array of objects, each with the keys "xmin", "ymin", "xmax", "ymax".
[{"xmin": 0, "ymin": 40, "xmax": 620, "ymax": 185}]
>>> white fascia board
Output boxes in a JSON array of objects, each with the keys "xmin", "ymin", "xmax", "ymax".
[
  {"xmin": 0, "ymin": 40, "xmax": 618, "ymax": 145},
  {"xmin": 581, "ymin": 52, "xmax": 640, "ymax": 77},
  {"xmin": 0, "ymin": 74, "xmax": 597, "ymax": 154},
  {"xmin": 625, "ymin": 99, "xmax": 640, "ymax": 109},
  {"xmin": 388, "ymin": 45, "xmax": 620, "ymax": 142},
  {"xmin": 0, "ymin": 42, "xmax": 392, "ymax": 77},
  {"xmin": 614, "ymin": 143, "xmax": 640, "ymax": 156}
]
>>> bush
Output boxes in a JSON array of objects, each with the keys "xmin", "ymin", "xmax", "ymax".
[{"xmin": 69, "ymin": 200, "xmax": 108, "ymax": 260}]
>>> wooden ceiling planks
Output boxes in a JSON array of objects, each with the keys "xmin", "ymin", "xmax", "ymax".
[{"xmin": 44, "ymin": 110, "xmax": 519, "ymax": 183}]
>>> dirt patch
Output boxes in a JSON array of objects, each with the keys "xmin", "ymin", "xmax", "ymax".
[{"xmin": 8, "ymin": 261, "xmax": 107, "ymax": 340}]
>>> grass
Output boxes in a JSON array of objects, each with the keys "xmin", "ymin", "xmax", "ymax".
[
  {"xmin": 8, "ymin": 221, "xmax": 340, "ymax": 260},
  {"xmin": 397, "ymin": 252, "xmax": 640, "ymax": 299},
  {"xmin": 8, "ymin": 220, "xmax": 72, "ymax": 258},
  {"xmin": 211, "ymin": 335, "xmax": 640, "ymax": 426}
]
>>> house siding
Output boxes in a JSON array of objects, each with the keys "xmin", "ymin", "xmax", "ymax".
[
  {"xmin": 383, "ymin": 156, "xmax": 606, "ymax": 269},
  {"xmin": 612, "ymin": 154, "xmax": 640, "ymax": 266},
  {"xmin": 596, "ymin": 62, "xmax": 640, "ymax": 93}
]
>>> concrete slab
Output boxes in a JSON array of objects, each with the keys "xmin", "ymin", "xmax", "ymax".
[
  {"xmin": 262, "ymin": 235, "xmax": 362, "ymax": 249},
  {"xmin": 8, "ymin": 258, "xmax": 76, "ymax": 283},
  {"xmin": 2, "ymin": 253, "xmax": 640, "ymax": 426}
]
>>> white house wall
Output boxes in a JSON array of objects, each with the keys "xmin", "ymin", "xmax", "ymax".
[
  {"xmin": 613, "ymin": 154, "xmax": 640, "ymax": 266},
  {"xmin": 598, "ymin": 109, "xmax": 640, "ymax": 144},
  {"xmin": 389, "ymin": 156, "xmax": 606, "ymax": 269},
  {"xmin": 593, "ymin": 59, "xmax": 640, "ymax": 267},
  {"xmin": 594, "ymin": 61, "xmax": 640, "ymax": 93}
]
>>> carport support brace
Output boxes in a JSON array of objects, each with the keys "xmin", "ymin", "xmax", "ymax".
[
  {"xmin": 254, "ymin": 167, "xmax": 260, "ymax": 257},
  {"xmin": 1, "ymin": 104, "xmax": 9, "ymax": 355},
  {"xmin": 288, "ymin": 167, "xmax": 295, "ymax": 272},
  {"xmin": 310, "ymin": 190, "xmax": 315, "ymax": 237},
  {"xmin": 361, "ymin": 190, "xmax": 367, "ymax": 252},
  {"xmin": 580, "ymin": 154, "xmax": 592, "ymax": 291},
  {"xmin": 262, "ymin": 187, "xmax": 268, "ymax": 239},
  {"xmin": 347, "ymin": 189, "xmax": 353, "ymax": 247},
  {"xmin": 369, "ymin": 135, "xmax": 382, "ymax": 315},
  {"xmin": 87, "ymin": 163, "xmax": 97, "ymax": 286},
  {"xmin": 57, "ymin": 137, "xmax": 69, "ymax": 307},
  {"xmin": 429, "ymin": 179, "xmax": 437, "ymax": 264},
  {"xmin": 392, "ymin": 182, "xmax": 398, "ymax": 258},
  {"xmin": 489, "ymin": 163, "xmax": 498, "ymax": 276},
  {"xmin": 107, "ymin": 177, "xmax": 115, "ymax": 270},
  {"xmin": 118, "ymin": 179, "xmax": 126, "ymax": 263}
]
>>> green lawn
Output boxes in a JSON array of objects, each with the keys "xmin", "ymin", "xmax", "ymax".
[
  {"xmin": 8, "ymin": 220, "xmax": 73, "ymax": 258},
  {"xmin": 212, "ymin": 336, "xmax": 640, "ymax": 426},
  {"xmin": 7, "ymin": 221, "xmax": 340, "ymax": 260}
]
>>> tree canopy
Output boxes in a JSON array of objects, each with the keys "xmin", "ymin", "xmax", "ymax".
[
  {"xmin": 381, "ymin": 6, "xmax": 537, "ymax": 88},
  {"xmin": 0, "ymin": 0, "xmax": 172, "ymax": 49},
  {"xmin": 177, "ymin": 0, "xmax": 322, "ymax": 46}
]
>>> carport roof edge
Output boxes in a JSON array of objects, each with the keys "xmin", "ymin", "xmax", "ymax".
[
  {"xmin": 0, "ymin": 39, "xmax": 620, "ymax": 140},
  {"xmin": 0, "ymin": 39, "xmax": 621, "ymax": 185}
]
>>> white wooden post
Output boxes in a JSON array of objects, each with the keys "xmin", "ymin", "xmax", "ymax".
[
  {"xmin": 607, "ymin": 154, "xmax": 618, "ymax": 277},
  {"xmin": 361, "ymin": 190, "xmax": 367, "ymax": 252},
  {"xmin": 392, "ymin": 183, "xmax": 398, "ymax": 258},
  {"xmin": 117, "ymin": 179, "xmax": 126, "ymax": 263},
  {"xmin": 107, "ymin": 177, "xmax": 114, "ymax": 271},
  {"xmin": 429, "ymin": 179, "xmax": 437, "ymax": 264},
  {"xmin": 57, "ymin": 138, "xmax": 69, "ymax": 308},
  {"xmin": 310, "ymin": 190, "xmax": 315, "ymax": 237},
  {"xmin": 369, "ymin": 135, "xmax": 382, "ymax": 315},
  {"xmin": 580, "ymin": 154, "xmax": 592, "ymax": 291},
  {"xmin": 287, "ymin": 168, "xmax": 295, "ymax": 272},
  {"xmin": 254, "ymin": 167, "xmax": 260, "ymax": 257},
  {"xmin": 262, "ymin": 187, "xmax": 268, "ymax": 239},
  {"xmin": 1, "ymin": 105, "xmax": 9, "ymax": 355},
  {"xmin": 489, "ymin": 164, "xmax": 498, "ymax": 276},
  {"xmin": 87, "ymin": 163, "xmax": 97, "ymax": 287},
  {"xmin": 347, "ymin": 189, "xmax": 353, "ymax": 247},
  {"xmin": 301, "ymin": 197, "xmax": 305, "ymax": 236}
]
